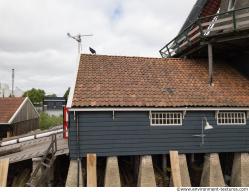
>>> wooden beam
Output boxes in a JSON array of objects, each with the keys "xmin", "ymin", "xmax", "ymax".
[
  {"xmin": 87, "ymin": 154, "xmax": 97, "ymax": 187},
  {"xmin": 0, "ymin": 158, "xmax": 9, "ymax": 187},
  {"xmin": 169, "ymin": 151, "xmax": 182, "ymax": 187},
  {"xmin": 208, "ymin": 43, "xmax": 213, "ymax": 85}
]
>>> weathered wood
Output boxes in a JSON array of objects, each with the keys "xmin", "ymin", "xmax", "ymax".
[
  {"xmin": 137, "ymin": 155, "xmax": 156, "ymax": 187},
  {"xmin": 104, "ymin": 156, "xmax": 121, "ymax": 187},
  {"xmin": 65, "ymin": 160, "xmax": 83, "ymax": 187},
  {"xmin": 87, "ymin": 154, "xmax": 97, "ymax": 187},
  {"xmin": 0, "ymin": 158, "xmax": 9, "ymax": 187},
  {"xmin": 12, "ymin": 169, "xmax": 30, "ymax": 187},
  {"xmin": 230, "ymin": 153, "xmax": 249, "ymax": 187},
  {"xmin": 200, "ymin": 153, "xmax": 225, "ymax": 187},
  {"xmin": 0, "ymin": 146, "xmax": 22, "ymax": 156},
  {"xmin": 169, "ymin": 151, "xmax": 182, "ymax": 187},
  {"xmin": 179, "ymin": 154, "xmax": 191, "ymax": 187}
]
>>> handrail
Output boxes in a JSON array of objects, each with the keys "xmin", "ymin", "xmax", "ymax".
[{"xmin": 160, "ymin": 6, "xmax": 249, "ymax": 58}]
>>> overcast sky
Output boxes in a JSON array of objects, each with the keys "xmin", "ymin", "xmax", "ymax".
[{"xmin": 0, "ymin": 0, "xmax": 196, "ymax": 96}]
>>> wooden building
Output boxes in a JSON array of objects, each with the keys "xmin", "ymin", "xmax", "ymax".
[
  {"xmin": 67, "ymin": 54, "xmax": 249, "ymax": 158},
  {"xmin": 43, "ymin": 96, "xmax": 66, "ymax": 116},
  {"xmin": 0, "ymin": 97, "xmax": 39, "ymax": 139}
]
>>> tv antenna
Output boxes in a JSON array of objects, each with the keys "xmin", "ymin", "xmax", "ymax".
[{"xmin": 67, "ymin": 33, "xmax": 93, "ymax": 55}]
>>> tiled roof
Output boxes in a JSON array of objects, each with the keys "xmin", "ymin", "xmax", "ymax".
[
  {"xmin": 72, "ymin": 54, "xmax": 249, "ymax": 108},
  {"xmin": 0, "ymin": 97, "xmax": 25, "ymax": 123}
]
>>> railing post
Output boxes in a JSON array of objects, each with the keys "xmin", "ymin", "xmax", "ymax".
[
  {"xmin": 166, "ymin": 46, "xmax": 171, "ymax": 57},
  {"xmin": 232, "ymin": 10, "xmax": 237, "ymax": 31},
  {"xmin": 197, "ymin": 20, "xmax": 204, "ymax": 38}
]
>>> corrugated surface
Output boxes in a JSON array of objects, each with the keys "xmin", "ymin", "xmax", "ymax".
[
  {"xmin": 69, "ymin": 111, "xmax": 249, "ymax": 157},
  {"xmin": 72, "ymin": 54, "xmax": 249, "ymax": 108}
]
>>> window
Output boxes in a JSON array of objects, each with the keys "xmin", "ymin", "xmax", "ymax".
[
  {"xmin": 150, "ymin": 112, "xmax": 182, "ymax": 126},
  {"xmin": 228, "ymin": 0, "xmax": 236, "ymax": 11},
  {"xmin": 217, "ymin": 112, "xmax": 246, "ymax": 125}
]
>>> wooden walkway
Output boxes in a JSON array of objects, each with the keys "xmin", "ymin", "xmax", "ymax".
[
  {"xmin": 0, "ymin": 133, "xmax": 68, "ymax": 164},
  {"xmin": 160, "ymin": 6, "xmax": 249, "ymax": 58}
]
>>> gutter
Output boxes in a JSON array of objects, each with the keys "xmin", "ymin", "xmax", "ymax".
[{"xmin": 68, "ymin": 107, "xmax": 249, "ymax": 112}]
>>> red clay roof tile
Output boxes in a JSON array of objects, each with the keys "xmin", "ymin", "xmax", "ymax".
[
  {"xmin": 72, "ymin": 54, "xmax": 249, "ymax": 108},
  {"xmin": 0, "ymin": 97, "xmax": 25, "ymax": 123}
]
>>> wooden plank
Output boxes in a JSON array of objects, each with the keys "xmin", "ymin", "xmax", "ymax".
[
  {"xmin": 87, "ymin": 154, "xmax": 97, "ymax": 187},
  {"xmin": 169, "ymin": 151, "xmax": 182, "ymax": 187},
  {"xmin": 0, "ymin": 159, "xmax": 9, "ymax": 187},
  {"xmin": 202, "ymin": 16, "xmax": 233, "ymax": 27}
]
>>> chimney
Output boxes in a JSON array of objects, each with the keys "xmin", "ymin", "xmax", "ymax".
[{"xmin": 12, "ymin": 69, "xmax": 14, "ymax": 97}]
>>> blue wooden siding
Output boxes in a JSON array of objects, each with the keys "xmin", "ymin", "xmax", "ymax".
[{"xmin": 69, "ymin": 111, "xmax": 249, "ymax": 158}]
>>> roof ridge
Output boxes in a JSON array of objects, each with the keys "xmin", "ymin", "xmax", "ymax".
[{"xmin": 80, "ymin": 54, "xmax": 189, "ymax": 61}]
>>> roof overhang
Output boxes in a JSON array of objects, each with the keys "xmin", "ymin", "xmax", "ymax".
[{"xmin": 68, "ymin": 107, "xmax": 249, "ymax": 112}]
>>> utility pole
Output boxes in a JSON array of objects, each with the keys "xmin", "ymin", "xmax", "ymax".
[{"xmin": 12, "ymin": 69, "xmax": 14, "ymax": 97}]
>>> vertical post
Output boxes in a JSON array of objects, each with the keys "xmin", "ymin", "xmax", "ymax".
[
  {"xmin": 162, "ymin": 154, "xmax": 167, "ymax": 177},
  {"xmin": 232, "ymin": 11, "xmax": 237, "ymax": 31},
  {"xmin": 11, "ymin": 69, "xmax": 14, "ymax": 97},
  {"xmin": 87, "ymin": 154, "xmax": 97, "ymax": 187},
  {"xmin": 169, "ymin": 151, "xmax": 182, "ymax": 187},
  {"xmin": 0, "ymin": 159, "xmax": 9, "ymax": 187},
  {"xmin": 208, "ymin": 43, "xmax": 213, "ymax": 85}
]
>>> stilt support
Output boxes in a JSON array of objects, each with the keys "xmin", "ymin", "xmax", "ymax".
[
  {"xmin": 200, "ymin": 153, "xmax": 225, "ymax": 187},
  {"xmin": 170, "ymin": 151, "xmax": 191, "ymax": 187},
  {"xmin": 137, "ymin": 155, "xmax": 156, "ymax": 187},
  {"xmin": 179, "ymin": 154, "xmax": 191, "ymax": 186},
  {"xmin": 0, "ymin": 158, "xmax": 9, "ymax": 187},
  {"xmin": 87, "ymin": 154, "xmax": 97, "ymax": 187},
  {"xmin": 65, "ymin": 160, "xmax": 83, "ymax": 187},
  {"xmin": 104, "ymin": 156, "xmax": 121, "ymax": 187},
  {"xmin": 231, "ymin": 153, "xmax": 249, "ymax": 187}
]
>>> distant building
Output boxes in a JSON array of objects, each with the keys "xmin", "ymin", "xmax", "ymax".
[
  {"xmin": 0, "ymin": 97, "xmax": 39, "ymax": 140},
  {"xmin": 0, "ymin": 82, "xmax": 24, "ymax": 97},
  {"xmin": 43, "ymin": 96, "xmax": 66, "ymax": 116}
]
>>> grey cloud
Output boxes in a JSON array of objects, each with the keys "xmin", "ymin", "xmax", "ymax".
[{"xmin": 0, "ymin": 0, "xmax": 196, "ymax": 95}]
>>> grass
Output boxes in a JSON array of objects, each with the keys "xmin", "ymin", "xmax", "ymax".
[{"xmin": 39, "ymin": 112, "xmax": 63, "ymax": 130}]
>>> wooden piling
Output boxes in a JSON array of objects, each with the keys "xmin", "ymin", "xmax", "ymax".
[
  {"xmin": 0, "ymin": 158, "xmax": 9, "ymax": 187},
  {"xmin": 104, "ymin": 156, "xmax": 121, "ymax": 187},
  {"xmin": 87, "ymin": 154, "xmax": 97, "ymax": 187},
  {"xmin": 169, "ymin": 151, "xmax": 182, "ymax": 187}
]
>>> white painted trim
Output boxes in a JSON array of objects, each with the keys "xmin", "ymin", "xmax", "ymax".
[
  {"xmin": 66, "ymin": 54, "xmax": 81, "ymax": 108},
  {"xmin": 8, "ymin": 97, "xmax": 39, "ymax": 124},
  {"xmin": 68, "ymin": 107, "xmax": 249, "ymax": 112},
  {"xmin": 150, "ymin": 112, "xmax": 183, "ymax": 126},
  {"xmin": 217, "ymin": 111, "xmax": 246, "ymax": 125},
  {"xmin": 8, "ymin": 97, "xmax": 28, "ymax": 124}
]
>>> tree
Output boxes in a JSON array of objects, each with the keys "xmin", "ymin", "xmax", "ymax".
[
  {"xmin": 23, "ymin": 88, "xmax": 45, "ymax": 104},
  {"xmin": 64, "ymin": 87, "xmax": 70, "ymax": 101}
]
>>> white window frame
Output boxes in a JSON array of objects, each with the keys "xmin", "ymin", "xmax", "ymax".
[
  {"xmin": 150, "ymin": 112, "xmax": 183, "ymax": 126},
  {"xmin": 217, "ymin": 112, "xmax": 246, "ymax": 125}
]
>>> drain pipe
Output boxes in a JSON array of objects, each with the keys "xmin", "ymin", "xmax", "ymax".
[
  {"xmin": 76, "ymin": 112, "xmax": 80, "ymax": 187},
  {"xmin": 208, "ymin": 43, "xmax": 213, "ymax": 85}
]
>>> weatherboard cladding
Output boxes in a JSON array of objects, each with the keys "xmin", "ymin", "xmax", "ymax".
[
  {"xmin": 72, "ymin": 54, "xmax": 249, "ymax": 108},
  {"xmin": 69, "ymin": 111, "xmax": 249, "ymax": 158}
]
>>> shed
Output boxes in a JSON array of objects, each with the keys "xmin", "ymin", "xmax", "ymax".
[
  {"xmin": 0, "ymin": 97, "xmax": 39, "ymax": 139},
  {"xmin": 67, "ymin": 54, "xmax": 249, "ymax": 158}
]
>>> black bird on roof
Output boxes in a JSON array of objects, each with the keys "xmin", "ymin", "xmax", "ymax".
[{"xmin": 89, "ymin": 47, "xmax": 96, "ymax": 55}]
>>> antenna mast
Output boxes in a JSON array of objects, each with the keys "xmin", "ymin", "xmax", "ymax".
[{"xmin": 67, "ymin": 33, "xmax": 93, "ymax": 55}]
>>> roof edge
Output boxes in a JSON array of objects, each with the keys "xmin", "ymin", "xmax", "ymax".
[
  {"xmin": 8, "ymin": 97, "xmax": 39, "ymax": 124},
  {"xmin": 69, "ymin": 107, "xmax": 249, "ymax": 112}
]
